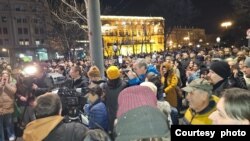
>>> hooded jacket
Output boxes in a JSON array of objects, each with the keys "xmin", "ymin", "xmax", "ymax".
[{"xmin": 23, "ymin": 115, "xmax": 88, "ymax": 141}]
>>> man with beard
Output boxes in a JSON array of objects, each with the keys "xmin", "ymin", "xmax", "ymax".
[{"xmin": 207, "ymin": 61, "xmax": 231, "ymax": 97}]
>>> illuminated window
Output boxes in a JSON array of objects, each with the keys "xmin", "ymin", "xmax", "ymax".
[
  {"xmin": 24, "ymin": 39, "xmax": 29, "ymax": 45},
  {"xmin": 19, "ymin": 39, "xmax": 24, "ymax": 45}
]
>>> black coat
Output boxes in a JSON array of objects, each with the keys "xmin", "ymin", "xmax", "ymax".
[
  {"xmin": 63, "ymin": 76, "xmax": 89, "ymax": 89},
  {"xmin": 44, "ymin": 121, "xmax": 88, "ymax": 141},
  {"xmin": 103, "ymin": 78, "xmax": 127, "ymax": 133}
]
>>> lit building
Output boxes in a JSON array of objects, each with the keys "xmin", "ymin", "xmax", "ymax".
[
  {"xmin": 101, "ymin": 16, "xmax": 165, "ymax": 56},
  {"xmin": 167, "ymin": 27, "xmax": 206, "ymax": 49},
  {"xmin": 0, "ymin": 0, "xmax": 52, "ymax": 62}
]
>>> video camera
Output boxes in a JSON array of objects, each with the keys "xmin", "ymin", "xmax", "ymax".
[
  {"xmin": 56, "ymin": 87, "xmax": 88, "ymax": 121},
  {"xmin": 47, "ymin": 72, "xmax": 66, "ymax": 86}
]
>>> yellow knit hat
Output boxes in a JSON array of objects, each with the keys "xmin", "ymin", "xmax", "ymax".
[{"xmin": 106, "ymin": 66, "xmax": 120, "ymax": 80}]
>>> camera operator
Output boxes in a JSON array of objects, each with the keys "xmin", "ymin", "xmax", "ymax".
[
  {"xmin": 31, "ymin": 64, "xmax": 51, "ymax": 97},
  {"xmin": 126, "ymin": 58, "xmax": 159, "ymax": 86},
  {"xmin": 23, "ymin": 93, "xmax": 88, "ymax": 141}
]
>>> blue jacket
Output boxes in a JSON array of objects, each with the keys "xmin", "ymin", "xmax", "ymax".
[
  {"xmin": 85, "ymin": 99, "xmax": 108, "ymax": 131},
  {"xmin": 128, "ymin": 65, "xmax": 159, "ymax": 86}
]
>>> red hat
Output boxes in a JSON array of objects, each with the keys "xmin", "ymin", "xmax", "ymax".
[{"xmin": 117, "ymin": 86, "xmax": 157, "ymax": 118}]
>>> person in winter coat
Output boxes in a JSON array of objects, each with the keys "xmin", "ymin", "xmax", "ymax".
[
  {"xmin": 0, "ymin": 71, "xmax": 17, "ymax": 141},
  {"xmin": 103, "ymin": 66, "xmax": 127, "ymax": 136},
  {"xmin": 84, "ymin": 85, "xmax": 108, "ymax": 131},
  {"xmin": 160, "ymin": 62, "xmax": 178, "ymax": 108},
  {"xmin": 126, "ymin": 58, "xmax": 159, "ymax": 86},
  {"xmin": 182, "ymin": 79, "xmax": 219, "ymax": 125},
  {"xmin": 23, "ymin": 93, "xmax": 88, "ymax": 141}
]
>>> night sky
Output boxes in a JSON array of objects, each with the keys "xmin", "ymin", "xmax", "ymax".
[{"xmin": 104, "ymin": 0, "xmax": 234, "ymax": 34}]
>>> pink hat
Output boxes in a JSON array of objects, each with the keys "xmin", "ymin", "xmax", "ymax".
[{"xmin": 117, "ymin": 86, "xmax": 157, "ymax": 118}]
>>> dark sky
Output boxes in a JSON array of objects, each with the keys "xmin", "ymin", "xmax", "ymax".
[{"xmin": 104, "ymin": 0, "xmax": 234, "ymax": 34}]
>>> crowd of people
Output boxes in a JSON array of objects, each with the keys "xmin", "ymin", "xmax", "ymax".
[{"xmin": 0, "ymin": 46, "xmax": 250, "ymax": 141}]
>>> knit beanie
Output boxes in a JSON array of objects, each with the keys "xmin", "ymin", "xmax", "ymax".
[
  {"xmin": 140, "ymin": 82, "xmax": 157, "ymax": 95},
  {"xmin": 87, "ymin": 66, "xmax": 100, "ymax": 78},
  {"xmin": 209, "ymin": 61, "xmax": 231, "ymax": 79},
  {"xmin": 106, "ymin": 66, "xmax": 120, "ymax": 80},
  {"xmin": 117, "ymin": 86, "xmax": 157, "ymax": 118}
]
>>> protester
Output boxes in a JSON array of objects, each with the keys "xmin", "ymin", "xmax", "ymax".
[
  {"xmin": 126, "ymin": 58, "xmax": 159, "ymax": 86},
  {"xmin": 182, "ymin": 78, "xmax": 219, "ymax": 125},
  {"xmin": 103, "ymin": 66, "xmax": 127, "ymax": 137},
  {"xmin": 209, "ymin": 88, "xmax": 250, "ymax": 125},
  {"xmin": 84, "ymin": 85, "xmax": 108, "ymax": 131},
  {"xmin": 115, "ymin": 86, "xmax": 170, "ymax": 141},
  {"xmin": 207, "ymin": 61, "xmax": 233, "ymax": 97},
  {"xmin": 23, "ymin": 93, "xmax": 88, "ymax": 141},
  {"xmin": 0, "ymin": 71, "xmax": 17, "ymax": 141},
  {"xmin": 160, "ymin": 62, "xmax": 178, "ymax": 108}
]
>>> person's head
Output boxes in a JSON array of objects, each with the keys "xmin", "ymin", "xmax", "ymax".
[
  {"xmin": 132, "ymin": 59, "xmax": 147, "ymax": 76},
  {"xmin": 238, "ymin": 59, "xmax": 245, "ymax": 71},
  {"xmin": 165, "ymin": 56, "xmax": 172, "ymax": 63},
  {"xmin": 190, "ymin": 52, "xmax": 196, "ymax": 59},
  {"xmin": 87, "ymin": 66, "xmax": 101, "ymax": 81},
  {"xmin": 225, "ymin": 58, "xmax": 236, "ymax": 69},
  {"xmin": 115, "ymin": 106, "xmax": 170, "ymax": 141},
  {"xmin": 34, "ymin": 93, "xmax": 62, "ymax": 119},
  {"xmin": 207, "ymin": 61, "xmax": 231, "ymax": 85},
  {"xmin": 182, "ymin": 52, "xmax": 189, "ymax": 59},
  {"xmin": 70, "ymin": 66, "xmax": 82, "ymax": 79},
  {"xmin": 86, "ymin": 85, "xmax": 103, "ymax": 104},
  {"xmin": 237, "ymin": 51, "xmax": 246, "ymax": 61},
  {"xmin": 106, "ymin": 65, "xmax": 120, "ymax": 80},
  {"xmin": 116, "ymin": 86, "xmax": 157, "ymax": 118},
  {"xmin": 182, "ymin": 78, "xmax": 213, "ymax": 113},
  {"xmin": 200, "ymin": 67, "xmax": 209, "ymax": 79},
  {"xmin": 243, "ymin": 57, "xmax": 250, "ymax": 78},
  {"xmin": 209, "ymin": 88, "xmax": 250, "ymax": 125},
  {"xmin": 224, "ymin": 48, "xmax": 231, "ymax": 56},
  {"xmin": 84, "ymin": 129, "xmax": 111, "ymax": 141},
  {"xmin": 160, "ymin": 62, "xmax": 172, "ymax": 76},
  {"xmin": 192, "ymin": 62, "xmax": 200, "ymax": 72},
  {"xmin": 1, "ymin": 70, "xmax": 10, "ymax": 83},
  {"xmin": 140, "ymin": 82, "xmax": 157, "ymax": 96}
]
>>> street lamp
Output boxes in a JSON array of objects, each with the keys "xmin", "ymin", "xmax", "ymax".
[
  {"xmin": 216, "ymin": 37, "xmax": 221, "ymax": 43},
  {"xmin": 216, "ymin": 37, "xmax": 221, "ymax": 48},
  {"xmin": 221, "ymin": 21, "xmax": 232, "ymax": 29}
]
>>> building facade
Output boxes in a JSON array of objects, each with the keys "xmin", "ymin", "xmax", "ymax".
[
  {"xmin": 167, "ymin": 27, "xmax": 206, "ymax": 49},
  {"xmin": 101, "ymin": 16, "xmax": 165, "ymax": 57},
  {"xmin": 0, "ymin": 0, "xmax": 52, "ymax": 63}
]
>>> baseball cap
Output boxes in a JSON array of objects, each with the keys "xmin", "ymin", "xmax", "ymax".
[{"xmin": 182, "ymin": 78, "xmax": 213, "ymax": 94}]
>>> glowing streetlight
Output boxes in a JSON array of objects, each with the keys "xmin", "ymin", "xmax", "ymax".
[
  {"xmin": 216, "ymin": 37, "xmax": 221, "ymax": 43},
  {"xmin": 2, "ymin": 48, "xmax": 7, "ymax": 52},
  {"xmin": 221, "ymin": 21, "xmax": 232, "ymax": 29}
]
